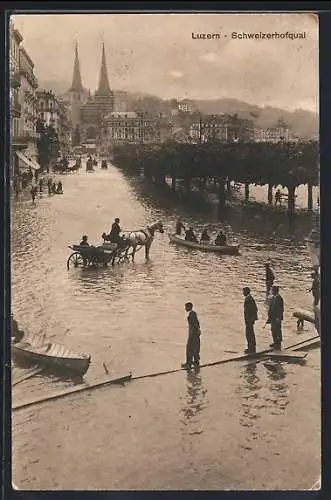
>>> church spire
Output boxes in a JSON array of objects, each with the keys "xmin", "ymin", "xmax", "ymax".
[
  {"xmin": 95, "ymin": 42, "xmax": 111, "ymax": 96},
  {"xmin": 69, "ymin": 42, "xmax": 84, "ymax": 92}
]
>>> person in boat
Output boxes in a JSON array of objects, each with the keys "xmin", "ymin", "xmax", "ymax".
[
  {"xmin": 175, "ymin": 219, "xmax": 185, "ymax": 236},
  {"xmin": 200, "ymin": 228, "xmax": 210, "ymax": 243},
  {"xmin": 215, "ymin": 230, "xmax": 226, "ymax": 246},
  {"xmin": 108, "ymin": 218, "xmax": 122, "ymax": 244},
  {"xmin": 265, "ymin": 262, "xmax": 275, "ymax": 297},
  {"xmin": 308, "ymin": 270, "xmax": 320, "ymax": 306},
  {"xmin": 80, "ymin": 235, "xmax": 89, "ymax": 247},
  {"xmin": 185, "ymin": 227, "xmax": 198, "ymax": 243},
  {"xmin": 275, "ymin": 189, "xmax": 282, "ymax": 206},
  {"xmin": 266, "ymin": 285, "xmax": 284, "ymax": 350},
  {"xmin": 182, "ymin": 302, "xmax": 202, "ymax": 369},
  {"xmin": 56, "ymin": 181, "xmax": 63, "ymax": 194},
  {"xmin": 243, "ymin": 287, "xmax": 258, "ymax": 354}
]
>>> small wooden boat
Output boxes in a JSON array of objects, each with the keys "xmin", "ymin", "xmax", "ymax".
[
  {"xmin": 168, "ymin": 233, "xmax": 240, "ymax": 255},
  {"xmin": 12, "ymin": 332, "xmax": 91, "ymax": 377}
]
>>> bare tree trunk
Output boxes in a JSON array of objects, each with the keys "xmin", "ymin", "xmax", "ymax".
[
  {"xmin": 218, "ymin": 180, "xmax": 226, "ymax": 210},
  {"xmin": 226, "ymin": 178, "xmax": 231, "ymax": 195},
  {"xmin": 245, "ymin": 183, "xmax": 250, "ymax": 202},
  {"xmin": 171, "ymin": 176, "xmax": 176, "ymax": 191},
  {"xmin": 185, "ymin": 176, "xmax": 191, "ymax": 194},
  {"xmin": 288, "ymin": 185, "xmax": 296, "ymax": 212},
  {"xmin": 307, "ymin": 183, "xmax": 313, "ymax": 211},
  {"xmin": 268, "ymin": 184, "xmax": 273, "ymax": 205}
]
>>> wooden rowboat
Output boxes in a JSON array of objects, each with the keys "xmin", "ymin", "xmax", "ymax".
[
  {"xmin": 12, "ymin": 332, "xmax": 91, "ymax": 377},
  {"xmin": 168, "ymin": 233, "xmax": 240, "ymax": 255}
]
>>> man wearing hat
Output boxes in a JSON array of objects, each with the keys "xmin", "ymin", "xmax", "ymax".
[
  {"xmin": 109, "ymin": 218, "xmax": 122, "ymax": 244},
  {"xmin": 243, "ymin": 287, "xmax": 258, "ymax": 353},
  {"xmin": 266, "ymin": 285, "xmax": 284, "ymax": 350}
]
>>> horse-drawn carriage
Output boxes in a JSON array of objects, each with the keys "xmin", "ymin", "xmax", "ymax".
[
  {"xmin": 53, "ymin": 161, "xmax": 80, "ymax": 174},
  {"xmin": 67, "ymin": 242, "xmax": 133, "ymax": 270},
  {"xmin": 67, "ymin": 221, "xmax": 164, "ymax": 270}
]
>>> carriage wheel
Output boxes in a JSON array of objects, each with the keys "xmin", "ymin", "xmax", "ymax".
[{"xmin": 67, "ymin": 252, "xmax": 85, "ymax": 270}]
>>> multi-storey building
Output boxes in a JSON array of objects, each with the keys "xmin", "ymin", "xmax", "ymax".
[
  {"xmin": 253, "ymin": 126, "xmax": 298, "ymax": 143},
  {"xmin": 178, "ymin": 99, "xmax": 195, "ymax": 113},
  {"xmin": 189, "ymin": 114, "xmax": 254, "ymax": 143},
  {"xmin": 10, "ymin": 23, "xmax": 26, "ymax": 179},
  {"xmin": 10, "ymin": 23, "xmax": 41, "ymax": 179},
  {"xmin": 36, "ymin": 89, "xmax": 59, "ymax": 129},
  {"xmin": 18, "ymin": 47, "xmax": 39, "ymax": 160},
  {"xmin": 57, "ymin": 98, "xmax": 71, "ymax": 156},
  {"xmin": 99, "ymin": 111, "xmax": 172, "ymax": 154}
]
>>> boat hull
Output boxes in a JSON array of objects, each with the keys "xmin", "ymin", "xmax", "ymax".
[
  {"xmin": 12, "ymin": 334, "xmax": 91, "ymax": 377},
  {"xmin": 168, "ymin": 233, "xmax": 240, "ymax": 255}
]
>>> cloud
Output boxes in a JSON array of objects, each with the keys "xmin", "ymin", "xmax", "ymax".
[
  {"xmin": 199, "ymin": 52, "xmax": 218, "ymax": 63},
  {"xmin": 169, "ymin": 70, "xmax": 184, "ymax": 79}
]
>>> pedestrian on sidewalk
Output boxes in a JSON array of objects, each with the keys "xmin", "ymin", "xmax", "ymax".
[
  {"xmin": 265, "ymin": 262, "xmax": 275, "ymax": 297},
  {"xmin": 243, "ymin": 287, "xmax": 258, "ymax": 354},
  {"xmin": 30, "ymin": 185, "xmax": 37, "ymax": 203},
  {"xmin": 182, "ymin": 302, "xmax": 201, "ymax": 369},
  {"xmin": 266, "ymin": 285, "xmax": 284, "ymax": 350}
]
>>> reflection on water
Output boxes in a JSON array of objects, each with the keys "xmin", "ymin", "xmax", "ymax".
[
  {"xmin": 180, "ymin": 368, "xmax": 208, "ymax": 437},
  {"xmin": 11, "ymin": 168, "xmax": 320, "ymax": 490}
]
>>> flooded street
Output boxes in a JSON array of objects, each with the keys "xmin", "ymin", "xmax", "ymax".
[{"xmin": 11, "ymin": 165, "xmax": 320, "ymax": 490}]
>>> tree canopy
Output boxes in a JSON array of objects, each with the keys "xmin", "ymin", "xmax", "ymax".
[{"xmin": 113, "ymin": 141, "xmax": 319, "ymax": 188}]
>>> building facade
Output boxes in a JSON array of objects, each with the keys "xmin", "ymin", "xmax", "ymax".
[
  {"xmin": 66, "ymin": 42, "xmax": 114, "ymax": 147},
  {"xmin": 10, "ymin": 23, "xmax": 41, "ymax": 179},
  {"xmin": 253, "ymin": 126, "xmax": 298, "ymax": 143},
  {"xmin": 10, "ymin": 23, "xmax": 23, "ymax": 178},
  {"xmin": 189, "ymin": 114, "xmax": 254, "ymax": 143},
  {"xmin": 99, "ymin": 112, "xmax": 172, "ymax": 154},
  {"xmin": 18, "ymin": 47, "xmax": 39, "ymax": 159}
]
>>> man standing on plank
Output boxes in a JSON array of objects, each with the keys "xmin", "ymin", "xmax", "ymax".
[
  {"xmin": 243, "ymin": 287, "xmax": 258, "ymax": 354},
  {"xmin": 182, "ymin": 302, "xmax": 201, "ymax": 369},
  {"xmin": 266, "ymin": 285, "xmax": 284, "ymax": 350}
]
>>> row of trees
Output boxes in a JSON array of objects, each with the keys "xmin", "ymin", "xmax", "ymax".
[
  {"xmin": 36, "ymin": 119, "xmax": 60, "ymax": 170},
  {"xmin": 113, "ymin": 140, "xmax": 319, "ymax": 211}
]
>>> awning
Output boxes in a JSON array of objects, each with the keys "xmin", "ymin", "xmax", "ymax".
[{"xmin": 16, "ymin": 151, "xmax": 41, "ymax": 171}]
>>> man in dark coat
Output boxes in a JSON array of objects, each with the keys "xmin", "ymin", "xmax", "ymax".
[
  {"xmin": 309, "ymin": 271, "xmax": 320, "ymax": 306},
  {"xmin": 182, "ymin": 302, "xmax": 201, "ymax": 369},
  {"xmin": 265, "ymin": 262, "xmax": 275, "ymax": 296},
  {"xmin": 109, "ymin": 218, "xmax": 121, "ymax": 244},
  {"xmin": 243, "ymin": 287, "xmax": 258, "ymax": 353},
  {"xmin": 266, "ymin": 285, "xmax": 284, "ymax": 350},
  {"xmin": 175, "ymin": 219, "xmax": 185, "ymax": 236}
]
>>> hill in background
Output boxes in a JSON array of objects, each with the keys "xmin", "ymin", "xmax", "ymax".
[{"xmin": 39, "ymin": 80, "xmax": 318, "ymax": 139}]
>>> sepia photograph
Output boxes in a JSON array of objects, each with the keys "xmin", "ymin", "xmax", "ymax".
[{"xmin": 10, "ymin": 11, "xmax": 320, "ymax": 491}]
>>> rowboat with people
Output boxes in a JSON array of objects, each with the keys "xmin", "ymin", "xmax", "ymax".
[
  {"xmin": 12, "ymin": 331, "xmax": 91, "ymax": 377},
  {"xmin": 168, "ymin": 233, "xmax": 240, "ymax": 255}
]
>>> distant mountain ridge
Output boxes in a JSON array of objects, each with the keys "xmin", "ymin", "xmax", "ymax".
[{"xmin": 39, "ymin": 79, "xmax": 318, "ymax": 139}]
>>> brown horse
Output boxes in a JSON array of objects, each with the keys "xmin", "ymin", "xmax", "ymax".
[{"xmin": 122, "ymin": 221, "xmax": 164, "ymax": 261}]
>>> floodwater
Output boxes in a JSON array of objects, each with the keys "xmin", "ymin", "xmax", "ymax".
[{"xmin": 11, "ymin": 164, "xmax": 320, "ymax": 490}]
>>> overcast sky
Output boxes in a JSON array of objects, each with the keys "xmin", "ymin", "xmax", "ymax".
[{"xmin": 12, "ymin": 13, "xmax": 318, "ymax": 112}]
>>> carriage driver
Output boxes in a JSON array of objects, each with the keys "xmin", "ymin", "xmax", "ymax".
[
  {"xmin": 80, "ymin": 235, "xmax": 89, "ymax": 246},
  {"xmin": 109, "ymin": 218, "xmax": 122, "ymax": 244}
]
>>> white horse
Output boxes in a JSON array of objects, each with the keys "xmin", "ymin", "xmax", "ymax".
[{"xmin": 122, "ymin": 221, "xmax": 164, "ymax": 261}]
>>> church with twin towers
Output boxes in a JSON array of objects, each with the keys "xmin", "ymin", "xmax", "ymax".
[{"xmin": 67, "ymin": 42, "xmax": 114, "ymax": 146}]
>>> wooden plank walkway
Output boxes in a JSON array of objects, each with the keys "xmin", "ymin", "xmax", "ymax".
[
  {"xmin": 12, "ymin": 366, "xmax": 45, "ymax": 387},
  {"xmin": 12, "ymin": 332, "xmax": 319, "ymax": 412},
  {"xmin": 12, "ymin": 373, "xmax": 132, "ymax": 412}
]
